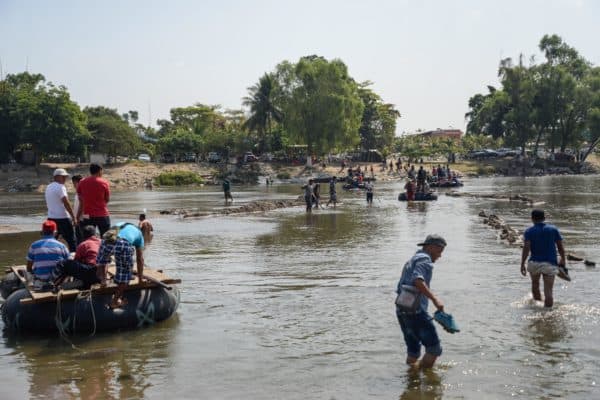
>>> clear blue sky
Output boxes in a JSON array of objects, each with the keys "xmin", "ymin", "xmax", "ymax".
[{"xmin": 1, "ymin": 0, "xmax": 599, "ymax": 134}]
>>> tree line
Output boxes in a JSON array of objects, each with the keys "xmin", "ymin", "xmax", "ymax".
[
  {"xmin": 0, "ymin": 55, "xmax": 400, "ymax": 164},
  {"xmin": 465, "ymin": 34, "xmax": 600, "ymax": 162}
]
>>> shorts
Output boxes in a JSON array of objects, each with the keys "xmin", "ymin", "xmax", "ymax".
[
  {"xmin": 527, "ymin": 261, "xmax": 558, "ymax": 276},
  {"xmin": 366, "ymin": 193, "xmax": 373, "ymax": 201},
  {"xmin": 396, "ymin": 311, "xmax": 442, "ymax": 358}
]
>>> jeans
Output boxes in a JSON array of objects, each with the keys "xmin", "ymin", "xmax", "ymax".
[
  {"xmin": 397, "ymin": 311, "xmax": 442, "ymax": 358},
  {"xmin": 52, "ymin": 259, "xmax": 100, "ymax": 289},
  {"xmin": 49, "ymin": 217, "xmax": 76, "ymax": 252},
  {"xmin": 81, "ymin": 216, "xmax": 111, "ymax": 236}
]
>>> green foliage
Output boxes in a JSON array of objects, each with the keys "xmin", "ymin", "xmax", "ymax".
[
  {"xmin": 274, "ymin": 56, "xmax": 364, "ymax": 156},
  {"xmin": 0, "ymin": 72, "xmax": 89, "ymax": 163},
  {"xmin": 357, "ymin": 82, "xmax": 400, "ymax": 153},
  {"xmin": 465, "ymin": 34, "xmax": 598, "ymax": 159},
  {"xmin": 154, "ymin": 171, "xmax": 204, "ymax": 186},
  {"xmin": 276, "ymin": 171, "xmax": 291, "ymax": 179},
  {"xmin": 84, "ymin": 106, "xmax": 140, "ymax": 157},
  {"xmin": 243, "ymin": 73, "xmax": 283, "ymax": 152}
]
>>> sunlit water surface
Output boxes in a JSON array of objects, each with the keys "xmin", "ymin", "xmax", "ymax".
[{"xmin": 0, "ymin": 176, "xmax": 599, "ymax": 399}]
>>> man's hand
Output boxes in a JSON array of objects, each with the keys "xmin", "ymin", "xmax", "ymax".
[{"xmin": 520, "ymin": 264, "xmax": 527, "ymax": 276}]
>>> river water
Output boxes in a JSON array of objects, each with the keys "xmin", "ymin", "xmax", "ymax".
[{"xmin": 0, "ymin": 176, "xmax": 599, "ymax": 399}]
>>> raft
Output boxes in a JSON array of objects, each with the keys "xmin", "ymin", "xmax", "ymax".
[
  {"xmin": 429, "ymin": 178, "xmax": 463, "ymax": 188},
  {"xmin": 398, "ymin": 192, "xmax": 438, "ymax": 201},
  {"xmin": 1, "ymin": 266, "xmax": 180, "ymax": 334}
]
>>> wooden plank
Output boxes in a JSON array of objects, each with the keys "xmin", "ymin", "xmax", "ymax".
[{"xmin": 9, "ymin": 263, "xmax": 181, "ymax": 305}]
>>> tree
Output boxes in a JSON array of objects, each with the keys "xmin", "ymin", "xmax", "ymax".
[
  {"xmin": 275, "ymin": 56, "xmax": 364, "ymax": 160},
  {"xmin": 84, "ymin": 106, "xmax": 140, "ymax": 157},
  {"xmin": 0, "ymin": 72, "xmax": 89, "ymax": 164},
  {"xmin": 357, "ymin": 82, "xmax": 400, "ymax": 152},
  {"xmin": 242, "ymin": 73, "xmax": 283, "ymax": 152}
]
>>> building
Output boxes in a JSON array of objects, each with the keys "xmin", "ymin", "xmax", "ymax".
[{"xmin": 415, "ymin": 129, "xmax": 463, "ymax": 140}]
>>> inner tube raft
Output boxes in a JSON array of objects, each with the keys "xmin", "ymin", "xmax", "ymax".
[
  {"xmin": 2, "ymin": 286, "xmax": 180, "ymax": 333},
  {"xmin": 398, "ymin": 192, "xmax": 438, "ymax": 201}
]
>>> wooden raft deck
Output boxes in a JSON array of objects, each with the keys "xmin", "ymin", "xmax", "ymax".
[{"xmin": 8, "ymin": 265, "xmax": 181, "ymax": 305}]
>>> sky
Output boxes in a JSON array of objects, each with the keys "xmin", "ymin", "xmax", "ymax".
[{"xmin": 1, "ymin": 0, "xmax": 599, "ymax": 135}]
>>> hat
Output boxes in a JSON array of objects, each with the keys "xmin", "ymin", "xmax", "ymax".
[
  {"xmin": 418, "ymin": 234, "xmax": 447, "ymax": 247},
  {"xmin": 42, "ymin": 220, "xmax": 57, "ymax": 233},
  {"xmin": 53, "ymin": 168, "xmax": 69, "ymax": 177}
]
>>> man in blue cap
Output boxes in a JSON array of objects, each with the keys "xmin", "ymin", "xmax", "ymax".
[{"xmin": 395, "ymin": 234, "xmax": 447, "ymax": 369}]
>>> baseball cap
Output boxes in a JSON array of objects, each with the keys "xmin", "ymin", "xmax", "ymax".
[
  {"xmin": 42, "ymin": 220, "xmax": 57, "ymax": 233},
  {"xmin": 53, "ymin": 168, "xmax": 69, "ymax": 177},
  {"xmin": 418, "ymin": 234, "xmax": 447, "ymax": 247}
]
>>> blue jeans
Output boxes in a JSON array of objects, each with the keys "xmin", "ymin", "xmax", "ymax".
[{"xmin": 396, "ymin": 310, "xmax": 442, "ymax": 358}]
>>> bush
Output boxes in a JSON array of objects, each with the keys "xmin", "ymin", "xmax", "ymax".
[
  {"xmin": 154, "ymin": 171, "xmax": 204, "ymax": 186},
  {"xmin": 276, "ymin": 171, "xmax": 291, "ymax": 179}
]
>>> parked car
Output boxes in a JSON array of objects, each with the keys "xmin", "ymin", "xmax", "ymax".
[
  {"xmin": 466, "ymin": 149, "xmax": 499, "ymax": 159},
  {"xmin": 138, "ymin": 153, "xmax": 151, "ymax": 162},
  {"xmin": 551, "ymin": 152, "xmax": 575, "ymax": 162},
  {"xmin": 496, "ymin": 148, "xmax": 519, "ymax": 157},
  {"xmin": 208, "ymin": 152, "xmax": 222, "ymax": 163},
  {"xmin": 161, "ymin": 153, "xmax": 175, "ymax": 163},
  {"xmin": 243, "ymin": 152, "xmax": 258, "ymax": 163},
  {"xmin": 180, "ymin": 152, "xmax": 196, "ymax": 162}
]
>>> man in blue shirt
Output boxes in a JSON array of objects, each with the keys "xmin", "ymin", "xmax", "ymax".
[
  {"xmin": 26, "ymin": 220, "xmax": 69, "ymax": 283},
  {"xmin": 396, "ymin": 234, "xmax": 447, "ymax": 369},
  {"xmin": 96, "ymin": 222, "xmax": 145, "ymax": 308},
  {"xmin": 520, "ymin": 209, "xmax": 567, "ymax": 307}
]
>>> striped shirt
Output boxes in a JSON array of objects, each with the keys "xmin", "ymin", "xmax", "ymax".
[{"xmin": 26, "ymin": 235, "xmax": 69, "ymax": 280}]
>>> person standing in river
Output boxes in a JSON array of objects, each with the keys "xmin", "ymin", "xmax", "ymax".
[
  {"xmin": 303, "ymin": 179, "xmax": 315, "ymax": 213},
  {"xmin": 520, "ymin": 209, "xmax": 568, "ymax": 307},
  {"xmin": 45, "ymin": 168, "xmax": 77, "ymax": 252},
  {"xmin": 395, "ymin": 234, "xmax": 447, "ymax": 369},
  {"xmin": 77, "ymin": 163, "xmax": 111, "ymax": 236},
  {"xmin": 223, "ymin": 179, "xmax": 233, "ymax": 204}
]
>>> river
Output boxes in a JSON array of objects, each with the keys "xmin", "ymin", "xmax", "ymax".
[{"xmin": 0, "ymin": 176, "xmax": 599, "ymax": 399}]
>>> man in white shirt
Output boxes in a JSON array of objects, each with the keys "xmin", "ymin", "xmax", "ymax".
[{"xmin": 45, "ymin": 168, "xmax": 76, "ymax": 252}]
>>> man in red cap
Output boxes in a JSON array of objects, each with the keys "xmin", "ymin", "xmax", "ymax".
[{"xmin": 26, "ymin": 220, "xmax": 70, "ymax": 283}]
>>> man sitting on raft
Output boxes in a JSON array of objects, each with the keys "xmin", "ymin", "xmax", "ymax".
[
  {"xmin": 26, "ymin": 220, "xmax": 70, "ymax": 287},
  {"xmin": 52, "ymin": 225, "xmax": 101, "ymax": 289},
  {"xmin": 96, "ymin": 222, "xmax": 145, "ymax": 309}
]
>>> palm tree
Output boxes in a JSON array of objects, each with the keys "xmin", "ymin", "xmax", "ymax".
[{"xmin": 242, "ymin": 73, "xmax": 283, "ymax": 150}]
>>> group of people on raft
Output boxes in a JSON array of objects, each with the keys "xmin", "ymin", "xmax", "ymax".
[{"xmin": 25, "ymin": 164, "xmax": 154, "ymax": 309}]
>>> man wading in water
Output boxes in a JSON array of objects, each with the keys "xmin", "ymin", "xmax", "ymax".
[
  {"xmin": 520, "ymin": 209, "xmax": 568, "ymax": 307},
  {"xmin": 395, "ymin": 234, "xmax": 447, "ymax": 369}
]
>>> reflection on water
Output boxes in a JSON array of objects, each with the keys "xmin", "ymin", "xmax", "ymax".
[
  {"xmin": 1, "ymin": 177, "xmax": 600, "ymax": 398},
  {"xmin": 398, "ymin": 368, "xmax": 444, "ymax": 400},
  {"xmin": 3, "ymin": 317, "xmax": 179, "ymax": 399}
]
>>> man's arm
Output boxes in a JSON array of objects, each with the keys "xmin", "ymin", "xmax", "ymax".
[
  {"xmin": 76, "ymin": 193, "xmax": 84, "ymax": 222},
  {"xmin": 61, "ymin": 195, "xmax": 75, "ymax": 221},
  {"xmin": 414, "ymin": 278, "xmax": 444, "ymax": 312},
  {"xmin": 556, "ymin": 240, "xmax": 566, "ymax": 266},
  {"xmin": 521, "ymin": 240, "xmax": 531, "ymax": 276},
  {"xmin": 26, "ymin": 260, "xmax": 33, "ymax": 273}
]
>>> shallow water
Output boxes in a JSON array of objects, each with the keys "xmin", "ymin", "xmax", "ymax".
[{"xmin": 1, "ymin": 176, "xmax": 599, "ymax": 399}]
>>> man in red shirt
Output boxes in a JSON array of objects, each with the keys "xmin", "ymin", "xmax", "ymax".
[
  {"xmin": 77, "ymin": 163, "xmax": 111, "ymax": 235},
  {"xmin": 52, "ymin": 225, "xmax": 102, "ymax": 289}
]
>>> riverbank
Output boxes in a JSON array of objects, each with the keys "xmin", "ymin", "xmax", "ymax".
[{"xmin": 2, "ymin": 154, "xmax": 599, "ymax": 193}]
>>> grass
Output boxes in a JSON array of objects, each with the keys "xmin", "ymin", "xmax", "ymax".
[{"xmin": 154, "ymin": 171, "xmax": 204, "ymax": 186}]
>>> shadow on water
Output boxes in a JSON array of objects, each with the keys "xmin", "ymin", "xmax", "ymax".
[
  {"xmin": 398, "ymin": 367, "xmax": 444, "ymax": 400},
  {"xmin": 2, "ymin": 316, "xmax": 180, "ymax": 399}
]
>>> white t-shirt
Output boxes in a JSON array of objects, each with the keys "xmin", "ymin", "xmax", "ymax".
[{"xmin": 45, "ymin": 182, "xmax": 70, "ymax": 219}]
